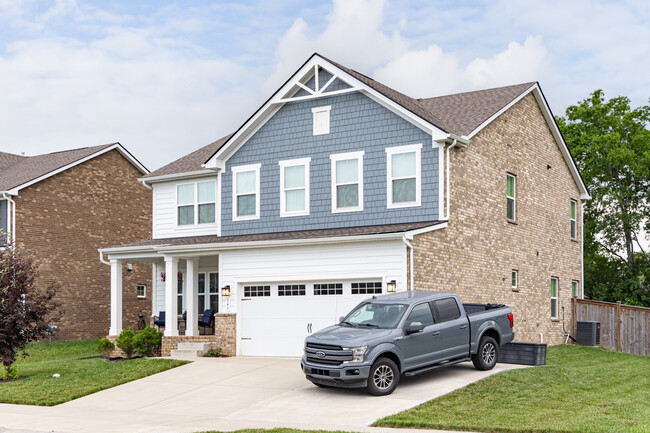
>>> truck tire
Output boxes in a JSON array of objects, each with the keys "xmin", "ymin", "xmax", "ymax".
[
  {"xmin": 472, "ymin": 336, "xmax": 498, "ymax": 370},
  {"xmin": 367, "ymin": 357, "xmax": 400, "ymax": 396}
]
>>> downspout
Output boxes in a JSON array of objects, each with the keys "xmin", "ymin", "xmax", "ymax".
[
  {"xmin": 581, "ymin": 202, "xmax": 585, "ymax": 299},
  {"xmin": 445, "ymin": 139, "xmax": 458, "ymax": 220},
  {"xmin": 402, "ymin": 235, "xmax": 414, "ymax": 291},
  {"xmin": 2, "ymin": 192, "xmax": 16, "ymax": 247},
  {"xmin": 140, "ymin": 180, "xmax": 152, "ymax": 190},
  {"xmin": 99, "ymin": 250, "xmax": 110, "ymax": 265}
]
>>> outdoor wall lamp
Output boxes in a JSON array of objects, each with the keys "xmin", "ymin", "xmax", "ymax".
[
  {"xmin": 221, "ymin": 285, "xmax": 231, "ymax": 297},
  {"xmin": 386, "ymin": 280, "xmax": 397, "ymax": 292},
  {"xmin": 126, "ymin": 263, "xmax": 133, "ymax": 272}
]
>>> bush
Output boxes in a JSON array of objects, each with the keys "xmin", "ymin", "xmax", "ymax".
[
  {"xmin": 204, "ymin": 348, "xmax": 222, "ymax": 357},
  {"xmin": 133, "ymin": 326, "xmax": 162, "ymax": 357},
  {"xmin": 1, "ymin": 364, "xmax": 19, "ymax": 381},
  {"xmin": 98, "ymin": 338, "xmax": 115, "ymax": 358},
  {"xmin": 115, "ymin": 328, "xmax": 135, "ymax": 358}
]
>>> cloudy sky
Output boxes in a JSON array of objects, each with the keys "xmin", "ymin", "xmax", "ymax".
[{"xmin": 0, "ymin": 0, "xmax": 648, "ymax": 171}]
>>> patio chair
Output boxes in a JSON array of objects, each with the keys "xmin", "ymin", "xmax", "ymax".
[
  {"xmin": 153, "ymin": 311, "xmax": 165, "ymax": 330},
  {"xmin": 198, "ymin": 309, "xmax": 215, "ymax": 335}
]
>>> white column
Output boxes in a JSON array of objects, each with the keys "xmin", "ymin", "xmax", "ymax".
[
  {"xmin": 164, "ymin": 256, "xmax": 179, "ymax": 336},
  {"xmin": 109, "ymin": 259, "xmax": 123, "ymax": 336},
  {"xmin": 185, "ymin": 259, "xmax": 199, "ymax": 336}
]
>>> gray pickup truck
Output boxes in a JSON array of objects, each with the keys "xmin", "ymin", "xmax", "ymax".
[{"xmin": 301, "ymin": 291, "xmax": 514, "ymax": 395}]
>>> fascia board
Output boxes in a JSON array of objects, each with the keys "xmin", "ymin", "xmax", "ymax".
[{"xmin": 139, "ymin": 170, "xmax": 218, "ymax": 184}]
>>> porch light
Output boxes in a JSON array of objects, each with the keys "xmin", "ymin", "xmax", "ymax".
[
  {"xmin": 221, "ymin": 285, "xmax": 231, "ymax": 297},
  {"xmin": 386, "ymin": 280, "xmax": 397, "ymax": 292}
]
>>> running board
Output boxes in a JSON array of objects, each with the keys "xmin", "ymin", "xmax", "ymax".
[{"xmin": 403, "ymin": 357, "xmax": 471, "ymax": 376}]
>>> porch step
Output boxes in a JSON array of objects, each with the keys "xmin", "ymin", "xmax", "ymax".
[{"xmin": 170, "ymin": 342, "xmax": 211, "ymax": 358}]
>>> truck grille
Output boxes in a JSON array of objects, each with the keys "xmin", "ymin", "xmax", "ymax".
[{"xmin": 305, "ymin": 343, "xmax": 353, "ymax": 365}]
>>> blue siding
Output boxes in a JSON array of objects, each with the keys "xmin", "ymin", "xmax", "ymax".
[{"xmin": 221, "ymin": 91, "xmax": 439, "ymax": 236}]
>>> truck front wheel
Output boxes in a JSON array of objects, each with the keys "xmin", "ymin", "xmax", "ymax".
[
  {"xmin": 367, "ymin": 357, "xmax": 400, "ymax": 396},
  {"xmin": 472, "ymin": 336, "xmax": 498, "ymax": 370}
]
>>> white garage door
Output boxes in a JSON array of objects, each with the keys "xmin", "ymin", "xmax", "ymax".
[{"xmin": 240, "ymin": 281, "xmax": 383, "ymax": 357}]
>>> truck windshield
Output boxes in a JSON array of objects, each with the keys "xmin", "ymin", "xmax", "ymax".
[{"xmin": 342, "ymin": 303, "xmax": 408, "ymax": 329}]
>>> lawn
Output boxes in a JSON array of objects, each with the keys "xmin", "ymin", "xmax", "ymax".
[
  {"xmin": 375, "ymin": 345, "xmax": 650, "ymax": 433},
  {"xmin": 0, "ymin": 339, "xmax": 187, "ymax": 406}
]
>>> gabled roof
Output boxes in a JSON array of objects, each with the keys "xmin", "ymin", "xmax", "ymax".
[{"xmin": 0, "ymin": 143, "xmax": 148, "ymax": 193}]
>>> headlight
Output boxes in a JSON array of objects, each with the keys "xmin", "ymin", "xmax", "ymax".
[{"xmin": 343, "ymin": 346, "xmax": 368, "ymax": 362}]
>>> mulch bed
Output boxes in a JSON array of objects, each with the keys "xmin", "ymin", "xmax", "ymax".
[{"xmin": 0, "ymin": 376, "xmax": 28, "ymax": 383}]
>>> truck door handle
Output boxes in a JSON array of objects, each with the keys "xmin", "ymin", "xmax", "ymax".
[
  {"xmin": 460, "ymin": 325, "xmax": 468, "ymax": 330},
  {"xmin": 431, "ymin": 331, "xmax": 440, "ymax": 336}
]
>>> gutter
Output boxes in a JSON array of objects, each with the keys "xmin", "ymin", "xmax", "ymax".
[
  {"xmin": 1, "ymin": 192, "xmax": 16, "ymax": 246},
  {"xmin": 402, "ymin": 235, "xmax": 414, "ymax": 291}
]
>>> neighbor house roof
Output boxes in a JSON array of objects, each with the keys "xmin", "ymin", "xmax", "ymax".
[{"xmin": 0, "ymin": 143, "xmax": 148, "ymax": 192}]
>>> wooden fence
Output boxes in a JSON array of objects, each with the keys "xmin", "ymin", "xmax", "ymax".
[{"xmin": 573, "ymin": 298, "xmax": 650, "ymax": 356}]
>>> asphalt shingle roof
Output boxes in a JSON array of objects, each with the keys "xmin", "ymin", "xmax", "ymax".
[{"xmin": 0, "ymin": 144, "xmax": 117, "ymax": 191}]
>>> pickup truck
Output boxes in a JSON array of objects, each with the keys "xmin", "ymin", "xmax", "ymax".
[{"xmin": 301, "ymin": 291, "xmax": 514, "ymax": 396}]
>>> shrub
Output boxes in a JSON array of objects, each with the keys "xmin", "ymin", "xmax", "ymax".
[
  {"xmin": 204, "ymin": 347, "xmax": 222, "ymax": 357},
  {"xmin": 133, "ymin": 326, "xmax": 162, "ymax": 357},
  {"xmin": 115, "ymin": 328, "xmax": 135, "ymax": 358},
  {"xmin": 1, "ymin": 364, "xmax": 19, "ymax": 381},
  {"xmin": 98, "ymin": 338, "xmax": 115, "ymax": 358}
]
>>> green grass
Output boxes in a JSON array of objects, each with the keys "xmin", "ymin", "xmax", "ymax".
[
  {"xmin": 375, "ymin": 345, "xmax": 650, "ymax": 433},
  {"xmin": 0, "ymin": 339, "xmax": 188, "ymax": 406}
]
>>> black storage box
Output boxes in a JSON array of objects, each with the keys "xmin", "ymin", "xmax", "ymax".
[{"xmin": 498, "ymin": 341, "xmax": 547, "ymax": 366}]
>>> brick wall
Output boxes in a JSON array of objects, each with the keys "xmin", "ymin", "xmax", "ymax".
[
  {"xmin": 14, "ymin": 149, "xmax": 152, "ymax": 340},
  {"xmin": 413, "ymin": 93, "xmax": 582, "ymax": 345},
  {"xmin": 160, "ymin": 314, "xmax": 237, "ymax": 356}
]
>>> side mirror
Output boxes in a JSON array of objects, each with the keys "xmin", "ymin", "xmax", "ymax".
[
  {"xmin": 339, "ymin": 316, "xmax": 345, "ymax": 323},
  {"xmin": 406, "ymin": 322, "xmax": 424, "ymax": 335}
]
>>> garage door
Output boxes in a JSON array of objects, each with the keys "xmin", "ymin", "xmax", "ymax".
[{"xmin": 240, "ymin": 281, "xmax": 383, "ymax": 357}]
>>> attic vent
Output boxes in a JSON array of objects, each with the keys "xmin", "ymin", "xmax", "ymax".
[{"xmin": 312, "ymin": 105, "xmax": 331, "ymax": 136}]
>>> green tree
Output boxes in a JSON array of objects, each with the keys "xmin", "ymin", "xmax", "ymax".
[{"xmin": 557, "ymin": 90, "xmax": 650, "ymax": 306}]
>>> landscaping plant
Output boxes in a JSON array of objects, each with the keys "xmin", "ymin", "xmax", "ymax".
[
  {"xmin": 98, "ymin": 338, "xmax": 115, "ymax": 358},
  {"xmin": 0, "ymin": 240, "xmax": 59, "ymax": 379},
  {"xmin": 115, "ymin": 328, "xmax": 136, "ymax": 358},
  {"xmin": 132, "ymin": 326, "xmax": 162, "ymax": 357}
]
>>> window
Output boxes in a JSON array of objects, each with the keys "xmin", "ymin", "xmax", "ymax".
[
  {"xmin": 572, "ymin": 280, "xmax": 579, "ymax": 298},
  {"xmin": 279, "ymin": 158, "xmax": 310, "ymax": 217},
  {"xmin": 511, "ymin": 270, "xmax": 518, "ymax": 290},
  {"xmin": 0, "ymin": 199, "xmax": 7, "ymax": 245},
  {"xmin": 137, "ymin": 284, "xmax": 146, "ymax": 298},
  {"xmin": 177, "ymin": 273, "xmax": 184, "ymax": 314},
  {"xmin": 386, "ymin": 144, "xmax": 422, "ymax": 208},
  {"xmin": 433, "ymin": 298, "xmax": 461, "ymax": 322},
  {"xmin": 331, "ymin": 151, "xmax": 364, "ymax": 212},
  {"xmin": 232, "ymin": 164, "xmax": 261, "ymax": 220},
  {"xmin": 177, "ymin": 181, "xmax": 216, "ymax": 226},
  {"xmin": 351, "ymin": 281, "xmax": 382, "ymax": 294},
  {"xmin": 244, "ymin": 285, "xmax": 270, "ymax": 297},
  {"xmin": 312, "ymin": 105, "xmax": 331, "ymax": 135},
  {"xmin": 551, "ymin": 277, "xmax": 558, "ymax": 319},
  {"xmin": 314, "ymin": 283, "xmax": 343, "ymax": 295},
  {"xmin": 406, "ymin": 303, "xmax": 435, "ymax": 327},
  {"xmin": 198, "ymin": 273, "xmax": 219, "ymax": 313},
  {"xmin": 278, "ymin": 284, "xmax": 306, "ymax": 296},
  {"xmin": 507, "ymin": 173, "xmax": 516, "ymax": 221},
  {"xmin": 571, "ymin": 199, "xmax": 577, "ymax": 239}
]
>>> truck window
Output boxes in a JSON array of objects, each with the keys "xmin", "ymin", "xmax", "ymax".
[
  {"xmin": 406, "ymin": 303, "xmax": 434, "ymax": 327},
  {"xmin": 433, "ymin": 298, "xmax": 461, "ymax": 322}
]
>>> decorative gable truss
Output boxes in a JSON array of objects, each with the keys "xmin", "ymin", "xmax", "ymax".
[{"xmin": 280, "ymin": 64, "xmax": 356, "ymax": 103}]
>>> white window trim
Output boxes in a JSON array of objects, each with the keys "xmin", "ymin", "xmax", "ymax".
[
  {"xmin": 198, "ymin": 271, "xmax": 219, "ymax": 312},
  {"xmin": 330, "ymin": 151, "xmax": 364, "ymax": 213},
  {"xmin": 232, "ymin": 163, "xmax": 261, "ymax": 221},
  {"xmin": 511, "ymin": 270, "xmax": 518, "ymax": 290},
  {"xmin": 551, "ymin": 277, "xmax": 559, "ymax": 319},
  {"xmin": 312, "ymin": 105, "xmax": 331, "ymax": 136},
  {"xmin": 175, "ymin": 180, "xmax": 217, "ymax": 227},
  {"xmin": 386, "ymin": 143, "xmax": 422, "ymax": 209},
  {"xmin": 570, "ymin": 199, "xmax": 577, "ymax": 239},
  {"xmin": 279, "ymin": 157, "xmax": 311, "ymax": 217},
  {"xmin": 507, "ymin": 173, "xmax": 516, "ymax": 221},
  {"xmin": 137, "ymin": 284, "xmax": 146, "ymax": 298}
]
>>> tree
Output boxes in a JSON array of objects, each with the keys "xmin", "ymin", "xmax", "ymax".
[
  {"xmin": 556, "ymin": 90, "xmax": 650, "ymax": 306},
  {"xmin": 0, "ymin": 241, "xmax": 59, "ymax": 375}
]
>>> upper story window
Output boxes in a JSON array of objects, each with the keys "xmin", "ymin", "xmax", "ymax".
[
  {"xmin": 232, "ymin": 164, "xmax": 261, "ymax": 221},
  {"xmin": 511, "ymin": 270, "xmax": 518, "ymax": 290},
  {"xmin": 177, "ymin": 181, "xmax": 216, "ymax": 226},
  {"xmin": 570, "ymin": 199, "xmax": 577, "ymax": 239},
  {"xmin": 386, "ymin": 144, "xmax": 422, "ymax": 208},
  {"xmin": 330, "ymin": 151, "xmax": 364, "ymax": 213},
  {"xmin": 551, "ymin": 277, "xmax": 558, "ymax": 319},
  {"xmin": 507, "ymin": 173, "xmax": 516, "ymax": 221},
  {"xmin": 279, "ymin": 158, "xmax": 310, "ymax": 217},
  {"xmin": 312, "ymin": 105, "xmax": 331, "ymax": 135}
]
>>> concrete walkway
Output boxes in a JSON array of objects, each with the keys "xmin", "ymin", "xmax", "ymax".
[{"xmin": 0, "ymin": 356, "xmax": 525, "ymax": 433}]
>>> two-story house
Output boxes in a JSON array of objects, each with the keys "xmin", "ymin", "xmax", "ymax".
[{"xmin": 100, "ymin": 53, "xmax": 589, "ymax": 356}]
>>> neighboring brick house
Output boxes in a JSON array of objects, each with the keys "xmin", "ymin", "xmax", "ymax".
[
  {"xmin": 101, "ymin": 53, "xmax": 589, "ymax": 357},
  {"xmin": 0, "ymin": 144, "xmax": 152, "ymax": 340}
]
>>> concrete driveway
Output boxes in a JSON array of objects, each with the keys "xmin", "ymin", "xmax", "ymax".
[{"xmin": 0, "ymin": 356, "xmax": 524, "ymax": 433}]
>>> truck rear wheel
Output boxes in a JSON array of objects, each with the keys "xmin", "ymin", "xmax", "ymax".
[
  {"xmin": 472, "ymin": 336, "xmax": 498, "ymax": 370},
  {"xmin": 367, "ymin": 357, "xmax": 400, "ymax": 396}
]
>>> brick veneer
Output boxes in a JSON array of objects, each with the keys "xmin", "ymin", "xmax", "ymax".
[
  {"xmin": 413, "ymin": 93, "xmax": 582, "ymax": 345},
  {"xmin": 160, "ymin": 314, "xmax": 237, "ymax": 356},
  {"xmin": 14, "ymin": 149, "xmax": 152, "ymax": 340}
]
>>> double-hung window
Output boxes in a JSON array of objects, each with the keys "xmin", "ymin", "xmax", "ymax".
[
  {"xmin": 551, "ymin": 277, "xmax": 558, "ymax": 319},
  {"xmin": 232, "ymin": 164, "xmax": 261, "ymax": 221},
  {"xmin": 570, "ymin": 199, "xmax": 577, "ymax": 239},
  {"xmin": 507, "ymin": 173, "xmax": 516, "ymax": 221},
  {"xmin": 279, "ymin": 158, "xmax": 310, "ymax": 217},
  {"xmin": 177, "ymin": 181, "xmax": 216, "ymax": 226},
  {"xmin": 331, "ymin": 151, "xmax": 364, "ymax": 212},
  {"xmin": 386, "ymin": 144, "xmax": 422, "ymax": 208}
]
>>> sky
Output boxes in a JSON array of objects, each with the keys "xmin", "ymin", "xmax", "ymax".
[{"xmin": 0, "ymin": 0, "xmax": 648, "ymax": 172}]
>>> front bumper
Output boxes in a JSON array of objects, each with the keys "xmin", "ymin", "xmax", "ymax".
[{"xmin": 301, "ymin": 357, "xmax": 371, "ymax": 388}]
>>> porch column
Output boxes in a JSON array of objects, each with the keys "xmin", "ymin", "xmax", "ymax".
[
  {"xmin": 109, "ymin": 259, "xmax": 123, "ymax": 336},
  {"xmin": 164, "ymin": 256, "xmax": 179, "ymax": 336},
  {"xmin": 185, "ymin": 259, "xmax": 199, "ymax": 336}
]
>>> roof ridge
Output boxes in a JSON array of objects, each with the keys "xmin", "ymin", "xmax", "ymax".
[
  {"xmin": 41, "ymin": 142, "xmax": 117, "ymax": 156},
  {"xmin": 418, "ymin": 82, "xmax": 537, "ymax": 102}
]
